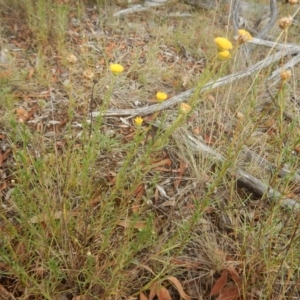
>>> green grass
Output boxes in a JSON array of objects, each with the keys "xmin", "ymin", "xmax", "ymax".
[{"xmin": 0, "ymin": 0, "xmax": 300, "ymax": 299}]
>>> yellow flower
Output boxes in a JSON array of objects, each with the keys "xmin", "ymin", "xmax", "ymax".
[
  {"xmin": 110, "ymin": 63, "xmax": 124, "ymax": 75},
  {"xmin": 217, "ymin": 50, "xmax": 231, "ymax": 61},
  {"xmin": 134, "ymin": 116, "xmax": 143, "ymax": 126},
  {"xmin": 156, "ymin": 91, "xmax": 168, "ymax": 102},
  {"xmin": 214, "ymin": 37, "xmax": 233, "ymax": 52},
  {"xmin": 179, "ymin": 103, "xmax": 191, "ymax": 114},
  {"xmin": 238, "ymin": 29, "xmax": 252, "ymax": 43}
]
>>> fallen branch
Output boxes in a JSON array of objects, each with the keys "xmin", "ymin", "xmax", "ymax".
[
  {"xmin": 185, "ymin": 133, "xmax": 300, "ymax": 210},
  {"xmin": 248, "ymin": 38, "xmax": 300, "ymax": 52},
  {"xmin": 241, "ymin": 146, "xmax": 300, "ymax": 186},
  {"xmin": 113, "ymin": 1, "xmax": 166, "ymax": 17},
  {"xmin": 254, "ymin": 0, "xmax": 277, "ymax": 40}
]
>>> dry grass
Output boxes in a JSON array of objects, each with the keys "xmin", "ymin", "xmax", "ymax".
[{"xmin": 0, "ymin": 0, "xmax": 300, "ymax": 299}]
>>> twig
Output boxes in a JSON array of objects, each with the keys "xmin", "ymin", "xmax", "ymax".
[
  {"xmin": 232, "ymin": 0, "xmax": 277, "ymax": 40},
  {"xmin": 267, "ymin": 53, "xmax": 300, "ymax": 83},
  {"xmin": 255, "ymin": 0, "xmax": 277, "ymax": 40},
  {"xmin": 232, "ymin": 0, "xmax": 241, "ymax": 32},
  {"xmin": 241, "ymin": 146, "xmax": 300, "ymax": 185},
  {"xmin": 248, "ymin": 38, "xmax": 300, "ymax": 52},
  {"xmin": 89, "ymin": 80, "xmax": 98, "ymax": 138},
  {"xmin": 113, "ymin": 5, "xmax": 148, "ymax": 17},
  {"xmin": 113, "ymin": 1, "xmax": 166, "ymax": 17}
]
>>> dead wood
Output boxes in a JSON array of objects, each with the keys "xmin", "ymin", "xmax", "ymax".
[{"xmin": 185, "ymin": 133, "xmax": 300, "ymax": 210}]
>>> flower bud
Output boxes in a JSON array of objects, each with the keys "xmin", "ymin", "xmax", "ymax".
[{"xmin": 278, "ymin": 16, "xmax": 293, "ymax": 30}]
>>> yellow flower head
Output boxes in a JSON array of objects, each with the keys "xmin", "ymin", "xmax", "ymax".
[
  {"xmin": 134, "ymin": 116, "xmax": 143, "ymax": 127},
  {"xmin": 238, "ymin": 29, "xmax": 253, "ymax": 43},
  {"xmin": 110, "ymin": 63, "xmax": 124, "ymax": 75},
  {"xmin": 214, "ymin": 37, "xmax": 233, "ymax": 52},
  {"xmin": 179, "ymin": 103, "xmax": 191, "ymax": 114},
  {"xmin": 217, "ymin": 50, "xmax": 231, "ymax": 61},
  {"xmin": 156, "ymin": 91, "xmax": 168, "ymax": 103}
]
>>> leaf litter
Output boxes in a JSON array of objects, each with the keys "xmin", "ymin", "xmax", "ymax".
[{"xmin": 0, "ymin": 0, "xmax": 300, "ymax": 299}]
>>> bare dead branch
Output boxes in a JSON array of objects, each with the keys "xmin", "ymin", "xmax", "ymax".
[
  {"xmin": 255, "ymin": 0, "xmax": 277, "ymax": 40},
  {"xmin": 241, "ymin": 146, "xmax": 300, "ymax": 186},
  {"xmin": 185, "ymin": 133, "xmax": 300, "ymax": 210},
  {"xmin": 113, "ymin": 1, "xmax": 166, "ymax": 17}
]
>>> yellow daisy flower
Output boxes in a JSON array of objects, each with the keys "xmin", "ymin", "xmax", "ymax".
[
  {"xmin": 156, "ymin": 91, "xmax": 168, "ymax": 103},
  {"xmin": 217, "ymin": 50, "xmax": 231, "ymax": 61},
  {"xmin": 109, "ymin": 63, "xmax": 124, "ymax": 75},
  {"xmin": 238, "ymin": 29, "xmax": 253, "ymax": 43},
  {"xmin": 214, "ymin": 37, "xmax": 233, "ymax": 52},
  {"xmin": 134, "ymin": 116, "xmax": 143, "ymax": 126}
]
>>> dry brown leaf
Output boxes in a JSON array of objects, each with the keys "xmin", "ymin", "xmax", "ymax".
[
  {"xmin": 88, "ymin": 196, "xmax": 102, "ymax": 207},
  {"xmin": 2, "ymin": 148, "xmax": 11, "ymax": 163},
  {"xmin": 140, "ymin": 292, "xmax": 148, "ymax": 300},
  {"xmin": 149, "ymin": 282, "xmax": 158, "ymax": 300},
  {"xmin": 216, "ymin": 287, "xmax": 240, "ymax": 300},
  {"xmin": 14, "ymin": 91, "xmax": 50, "ymax": 98},
  {"xmin": 117, "ymin": 220, "xmax": 146, "ymax": 230},
  {"xmin": 16, "ymin": 107, "xmax": 28, "ymax": 117},
  {"xmin": 0, "ymin": 70, "xmax": 11, "ymax": 78},
  {"xmin": 27, "ymin": 68, "xmax": 34, "ymax": 80},
  {"xmin": 294, "ymin": 146, "xmax": 300, "ymax": 153},
  {"xmin": 166, "ymin": 276, "xmax": 191, "ymax": 300},
  {"xmin": 148, "ymin": 158, "xmax": 172, "ymax": 171},
  {"xmin": 174, "ymin": 161, "xmax": 188, "ymax": 188},
  {"xmin": 132, "ymin": 183, "xmax": 145, "ymax": 213},
  {"xmin": 16, "ymin": 106, "xmax": 38, "ymax": 123},
  {"xmin": 227, "ymin": 266, "xmax": 242, "ymax": 287},
  {"xmin": 72, "ymin": 296, "xmax": 87, "ymax": 300},
  {"xmin": 161, "ymin": 200, "xmax": 176, "ymax": 207},
  {"xmin": 203, "ymin": 134, "xmax": 216, "ymax": 144},
  {"xmin": 157, "ymin": 287, "xmax": 172, "ymax": 300},
  {"xmin": 210, "ymin": 269, "xmax": 228, "ymax": 296}
]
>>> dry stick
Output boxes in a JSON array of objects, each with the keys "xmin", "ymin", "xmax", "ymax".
[
  {"xmin": 241, "ymin": 146, "xmax": 300, "ymax": 186},
  {"xmin": 267, "ymin": 52, "xmax": 300, "ymax": 83},
  {"xmin": 113, "ymin": 1, "xmax": 165, "ymax": 17},
  {"xmin": 254, "ymin": 0, "xmax": 277, "ymax": 40},
  {"xmin": 248, "ymin": 38, "xmax": 300, "ymax": 51},
  {"xmin": 89, "ymin": 80, "xmax": 98, "ymax": 138},
  {"xmin": 185, "ymin": 134, "xmax": 300, "ymax": 210},
  {"xmin": 92, "ymin": 44, "xmax": 300, "ymax": 118},
  {"xmin": 232, "ymin": 0, "xmax": 277, "ymax": 37}
]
